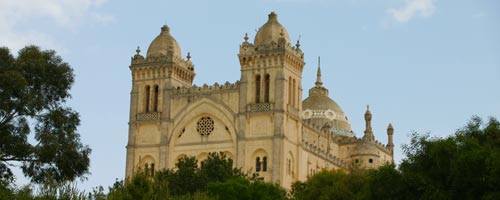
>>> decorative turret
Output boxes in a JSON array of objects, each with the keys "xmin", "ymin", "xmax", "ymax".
[
  {"xmin": 362, "ymin": 105, "xmax": 375, "ymax": 141},
  {"xmin": 387, "ymin": 123, "xmax": 394, "ymax": 154}
]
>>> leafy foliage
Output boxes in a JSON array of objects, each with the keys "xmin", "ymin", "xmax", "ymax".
[
  {"xmin": 106, "ymin": 152, "xmax": 285, "ymax": 200},
  {"xmin": 399, "ymin": 116, "xmax": 500, "ymax": 200},
  {"xmin": 291, "ymin": 116, "xmax": 500, "ymax": 200},
  {"xmin": 0, "ymin": 46, "xmax": 91, "ymax": 185}
]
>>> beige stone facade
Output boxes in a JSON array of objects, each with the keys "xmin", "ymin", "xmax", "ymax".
[{"xmin": 125, "ymin": 12, "xmax": 395, "ymax": 189}]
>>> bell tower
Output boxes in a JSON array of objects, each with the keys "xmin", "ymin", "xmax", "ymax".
[
  {"xmin": 237, "ymin": 12, "xmax": 304, "ymax": 183},
  {"xmin": 125, "ymin": 24, "xmax": 195, "ymax": 177}
]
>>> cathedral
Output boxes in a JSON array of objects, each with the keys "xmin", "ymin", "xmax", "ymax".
[{"xmin": 125, "ymin": 12, "xmax": 395, "ymax": 189}]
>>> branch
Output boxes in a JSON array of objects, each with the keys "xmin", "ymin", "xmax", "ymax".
[
  {"xmin": 0, "ymin": 110, "xmax": 17, "ymax": 127},
  {"xmin": 0, "ymin": 156, "xmax": 37, "ymax": 162}
]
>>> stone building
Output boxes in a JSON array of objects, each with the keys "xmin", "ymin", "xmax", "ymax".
[{"xmin": 125, "ymin": 12, "xmax": 395, "ymax": 189}]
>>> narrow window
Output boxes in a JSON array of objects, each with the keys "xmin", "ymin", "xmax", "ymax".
[
  {"xmin": 153, "ymin": 85, "xmax": 159, "ymax": 112},
  {"xmin": 150, "ymin": 163, "xmax": 155, "ymax": 176},
  {"xmin": 255, "ymin": 75, "xmax": 261, "ymax": 103},
  {"xmin": 292, "ymin": 79, "xmax": 296, "ymax": 107},
  {"xmin": 145, "ymin": 85, "xmax": 150, "ymax": 112},
  {"xmin": 256, "ymin": 157, "xmax": 261, "ymax": 172},
  {"xmin": 288, "ymin": 77, "xmax": 292, "ymax": 105},
  {"xmin": 262, "ymin": 156, "xmax": 268, "ymax": 172},
  {"xmin": 369, "ymin": 159, "xmax": 373, "ymax": 163},
  {"xmin": 264, "ymin": 74, "xmax": 270, "ymax": 102},
  {"xmin": 287, "ymin": 159, "xmax": 291, "ymax": 175}
]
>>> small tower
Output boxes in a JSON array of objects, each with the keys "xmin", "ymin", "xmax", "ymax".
[
  {"xmin": 387, "ymin": 123, "xmax": 394, "ymax": 160},
  {"xmin": 362, "ymin": 105, "xmax": 375, "ymax": 141}
]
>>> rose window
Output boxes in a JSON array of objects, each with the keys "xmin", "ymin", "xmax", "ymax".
[{"xmin": 196, "ymin": 116, "xmax": 214, "ymax": 136}]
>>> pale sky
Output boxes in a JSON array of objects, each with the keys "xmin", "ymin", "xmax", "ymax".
[{"xmin": 1, "ymin": 0, "xmax": 499, "ymax": 191}]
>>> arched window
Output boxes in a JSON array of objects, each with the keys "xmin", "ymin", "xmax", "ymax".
[
  {"xmin": 144, "ymin": 85, "xmax": 150, "ymax": 112},
  {"xmin": 153, "ymin": 85, "xmax": 159, "ymax": 112},
  {"xmin": 255, "ymin": 75, "xmax": 261, "ymax": 103},
  {"xmin": 253, "ymin": 149, "xmax": 268, "ymax": 173},
  {"xmin": 262, "ymin": 156, "xmax": 268, "ymax": 172},
  {"xmin": 264, "ymin": 74, "xmax": 270, "ymax": 102},
  {"xmin": 138, "ymin": 155, "xmax": 155, "ymax": 176},
  {"xmin": 256, "ymin": 157, "xmax": 261, "ymax": 172}
]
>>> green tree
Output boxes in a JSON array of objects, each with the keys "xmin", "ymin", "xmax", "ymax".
[
  {"xmin": 400, "ymin": 116, "xmax": 500, "ymax": 200},
  {"xmin": 290, "ymin": 169, "xmax": 368, "ymax": 200},
  {"xmin": 0, "ymin": 46, "xmax": 91, "ymax": 184},
  {"xmin": 169, "ymin": 156, "xmax": 203, "ymax": 196},
  {"xmin": 365, "ymin": 164, "xmax": 410, "ymax": 200},
  {"xmin": 199, "ymin": 152, "xmax": 242, "ymax": 184},
  {"xmin": 207, "ymin": 177, "xmax": 287, "ymax": 200}
]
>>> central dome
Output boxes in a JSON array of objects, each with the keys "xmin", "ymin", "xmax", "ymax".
[
  {"xmin": 254, "ymin": 12, "xmax": 291, "ymax": 46},
  {"xmin": 302, "ymin": 65, "xmax": 353, "ymax": 135},
  {"xmin": 147, "ymin": 25, "xmax": 182, "ymax": 58}
]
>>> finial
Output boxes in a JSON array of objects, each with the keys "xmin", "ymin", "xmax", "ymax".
[
  {"xmin": 295, "ymin": 34, "xmax": 301, "ymax": 48},
  {"xmin": 187, "ymin": 52, "xmax": 191, "ymax": 60},
  {"xmin": 244, "ymin": 33, "xmax": 249, "ymax": 42},
  {"xmin": 366, "ymin": 105, "xmax": 370, "ymax": 111},
  {"xmin": 387, "ymin": 123, "xmax": 393, "ymax": 130},
  {"xmin": 161, "ymin": 24, "xmax": 170, "ymax": 33},
  {"xmin": 315, "ymin": 56, "xmax": 323, "ymax": 86},
  {"xmin": 268, "ymin": 11, "xmax": 277, "ymax": 20},
  {"xmin": 136, "ymin": 46, "xmax": 141, "ymax": 55}
]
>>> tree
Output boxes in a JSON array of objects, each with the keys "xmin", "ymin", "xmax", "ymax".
[
  {"xmin": 199, "ymin": 152, "xmax": 244, "ymax": 185},
  {"xmin": 290, "ymin": 169, "xmax": 369, "ymax": 200},
  {"xmin": 207, "ymin": 177, "xmax": 287, "ymax": 200},
  {"xmin": 365, "ymin": 164, "xmax": 411, "ymax": 200},
  {"xmin": 0, "ymin": 46, "xmax": 90, "ymax": 184},
  {"xmin": 399, "ymin": 116, "xmax": 500, "ymax": 200},
  {"xmin": 169, "ymin": 156, "xmax": 203, "ymax": 196}
]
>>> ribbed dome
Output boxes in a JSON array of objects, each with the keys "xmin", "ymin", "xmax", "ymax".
[
  {"xmin": 147, "ymin": 25, "xmax": 182, "ymax": 58},
  {"xmin": 254, "ymin": 12, "xmax": 291, "ymax": 46},
  {"xmin": 302, "ymin": 65, "xmax": 352, "ymax": 134},
  {"xmin": 303, "ymin": 94, "xmax": 344, "ymax": 114}
]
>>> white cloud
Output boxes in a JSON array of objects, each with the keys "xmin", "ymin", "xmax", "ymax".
[
  {"xmin": 0, "ymin": 0, "xmax": 113, "ymax": 53},
  {"xmin": 387, "ymin": 0, "xmax": 436, "ymax": 23}
]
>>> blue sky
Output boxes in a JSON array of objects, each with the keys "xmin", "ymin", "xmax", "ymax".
[{"xmin": 1, "ymin": 0, "xmax": 499, "ymax": 191}]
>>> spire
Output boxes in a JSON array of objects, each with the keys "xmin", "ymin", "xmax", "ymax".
[
  {"xmin": 387, "ymin": 123, "xmax": 394, "ymax": 147},
  {"xmin": 387, "ymin": 123, "xmax": 395, "ymax": 162},
  {"xmin": 363, "ymin": 105, "xmax": 375, "ymax": 141},
  {"xmin": 315, "ymin": 56, "xmax": 323, "ymax": 86}
]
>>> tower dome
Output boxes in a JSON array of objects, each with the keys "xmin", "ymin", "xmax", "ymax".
[
  {"xmin": 254, "ymin": 12, "xmax": 291, "ymax": 46},
  {"xmin": 302, "ymin": 59, "xmax": 353, "ymax": 136},
  {"xmin": 146, "ymin": 25, "xmax": 182, "ymax": 58}
]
